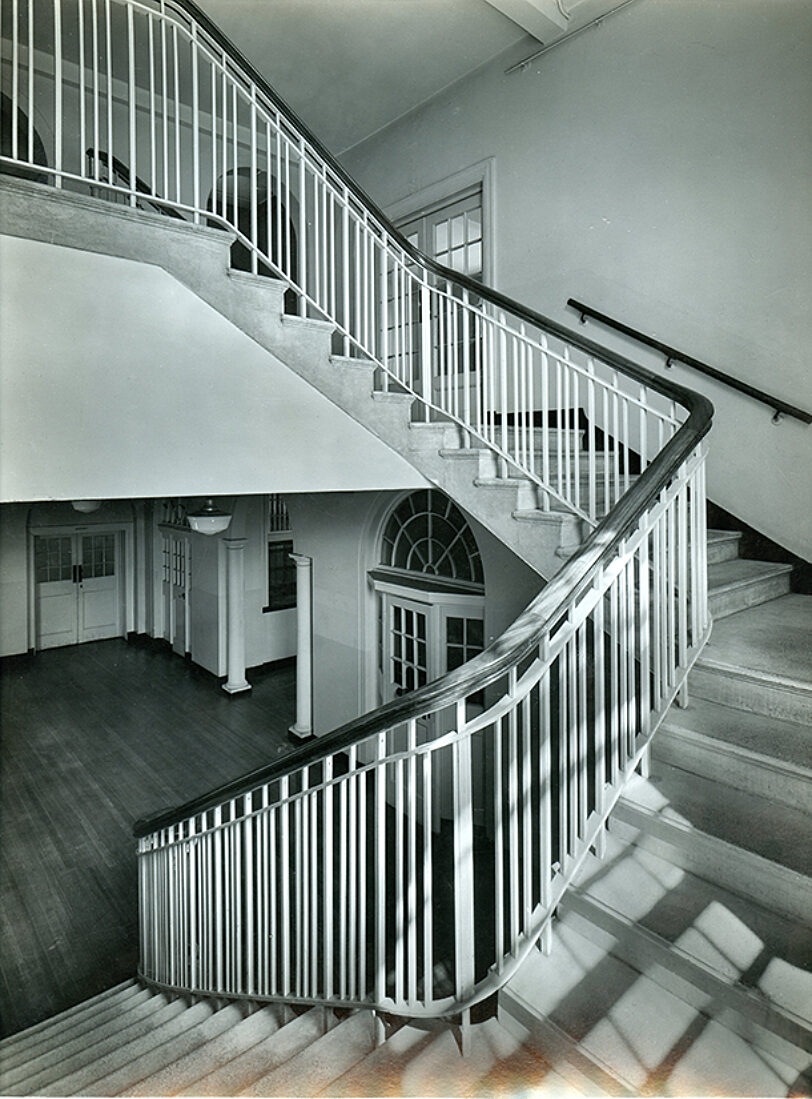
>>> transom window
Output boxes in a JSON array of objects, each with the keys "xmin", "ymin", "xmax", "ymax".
[{"xmin": 381, "ymin": 489, "xmax": 483, "ymax": 586}]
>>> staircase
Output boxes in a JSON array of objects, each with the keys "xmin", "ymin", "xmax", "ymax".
[
  {"xmin": 3, "ymin": 532, "xmax": 808, "ymax": 1097},
  {"xmin": 2, "ymin": 0, "xmax": 808, "ymax": 1093}
]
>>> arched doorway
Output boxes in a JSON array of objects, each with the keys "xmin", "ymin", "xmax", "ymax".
[
  {"xmin": 207, "ymin": 168, "xmax": 298, "ymax": 312},
  {"xmin": 0, "ymin": 93, "xmax": 48, "ymax": 183},
  {"xmin": 373, "ymin": 488, "xmax": 485, "ymax": 704}
]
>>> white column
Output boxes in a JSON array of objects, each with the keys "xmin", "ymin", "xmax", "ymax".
[
  {"xmin": 289, "ymin": 553, "xmax": 312, "ymax": 739},
  {"xmin": 222, "ymin": 537, "xmax": 251, "ymax": 695}
]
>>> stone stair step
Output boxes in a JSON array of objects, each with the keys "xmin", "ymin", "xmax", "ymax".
[
  {"xmin": 0, "ymin": 979, "xmax": 137, "ymax": 1055},
  {"xmin": 655, "ymin": 697, "xmax": 812, "ymax": 809},
  {"xmin": 240, "ymin": 1010, "xmax": 378, "ymax": 1097},
  {"xmin": 5, "ymin": 994, "xmax": 185, "ymax": 1096},
  {"xmin": 501, "ymin": 916, "xmax": 807, "ymax": 1097},
  {"xmin": 0, "ymin": 983, "xmax": 150, "ymax": 1074},
  {"xmin": 37, "ymin": 1000, "xmax": 213, "ymax": 1097},
  {"xmin": 85, "ymin": 1002, "xmax": 248, "ymax": 1097},
  {"xmin": 706, "ymin": 529, "xmax": 743, "ymax": 564},
  {"xmin": 707, "ymin": 558, "xmax": 792, "ymax": 619},
  {"xmin": 692, "ymin": 594, "xmax": 812, "ymax": 723},
  {"xmin": 123, "ymin": 1003, "xmax": 284, "ymax": 1097},
  {"xmin": 611, "ymin": 777, "xmax": 812, "ymax": 925},
  {"xmin": 623, "ymin": 763, "xmax": 812, "ymax": 877},
  {"xmin": 567, "ymin": 834, "xmax": 812, "ymax": 1059},
  {"xmin": 182, "ymin": 1006, "xmax": 328, "ymax": 1096},
  {"xmin": 1, "ymin": 992, "xmax": 172, "ymax": 1092}
]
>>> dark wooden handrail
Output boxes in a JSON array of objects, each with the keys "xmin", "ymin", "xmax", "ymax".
[
  {"xmin": 132, "ymin": 0, "xmax": 715, "ymax": 840},
  {"xmin": 568, "ymin": 298, "xmax": 811, "ymax": 425}
]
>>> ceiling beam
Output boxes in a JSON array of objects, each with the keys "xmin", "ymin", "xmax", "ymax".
[{"xmin": 483, "ymin": 0, "xmax": 569, "ymax": 43}]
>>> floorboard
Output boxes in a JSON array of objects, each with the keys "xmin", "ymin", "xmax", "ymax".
[{"xmin": 0, "ymin": 637, "xmax": 296, "ymax": 1038}]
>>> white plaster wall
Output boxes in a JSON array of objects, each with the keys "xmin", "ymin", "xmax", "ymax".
[
  {"xmin": 342, "ymin": 0, "xmax": 812, "ymax": 559},
  {"xmin": 0, "ymin": 234, "xmax": 427, "ymax": 503}
]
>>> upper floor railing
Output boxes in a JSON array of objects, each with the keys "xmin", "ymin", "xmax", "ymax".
[{"xmin": 1, "ymin": 0, "xmax": 713, "ymax": 1024}]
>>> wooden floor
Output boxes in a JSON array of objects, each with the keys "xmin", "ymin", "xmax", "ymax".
[{"xmin": 0, "ymin": 638, "xmax": 296, "ymax": 1038}]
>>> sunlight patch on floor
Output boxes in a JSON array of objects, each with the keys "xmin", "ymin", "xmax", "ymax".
[
  {"xmin": 583, "ymin": 844, "xmax": 686, "ymax": 921},
  {"xmin": 674, "ymin": 901, "xmax": 764, "ymax": 981},
  {"xmin": 665, "ymin": 1017, "xmax": 798, "ymax": 1096},
  {"xmin": 758, "ymin": 956, "xmax": 812, "ymax": 1024},
  {"xmin": 580, "ymin": 971, "xmax": 698, "ymax": 1089}
]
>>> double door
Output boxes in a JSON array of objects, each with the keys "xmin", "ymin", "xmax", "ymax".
[{"xmin": 34, "ymin": 530, "xmax": 122, "ymax": 649}]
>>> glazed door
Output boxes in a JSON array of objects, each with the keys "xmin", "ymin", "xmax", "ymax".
[
  {"xmin": 34, "ymin": 532, "xmax": 122, "ymax": 649},
  {"xmin": 161, "ymin": 533, "xmax": 190, "ymax": 656}
]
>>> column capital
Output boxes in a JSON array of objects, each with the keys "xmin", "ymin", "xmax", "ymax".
[
  {"xmin": 223, "ymin": 537, "xmax": 248, "ymax": 550},
  {"xmin": 289, "ymin": 552, "xmax": 312, "ymax": 568}
]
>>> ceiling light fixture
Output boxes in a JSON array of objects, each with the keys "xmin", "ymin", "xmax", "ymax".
[
  {"xmin": 72, "ymin": 500, "xmax": 102, "ymax": 513},
  {"xmin": 187, "ymin": 498, "xmax": 232, "ymax": 536}
]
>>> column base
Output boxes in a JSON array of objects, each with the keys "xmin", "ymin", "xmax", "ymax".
[
  {"xmin": 222, "ymin": 680, "xmax": 252, "ymax": 695},
  {"xmin": 288, "ymin": 722, "xmax": 313, "ymax": 740}
]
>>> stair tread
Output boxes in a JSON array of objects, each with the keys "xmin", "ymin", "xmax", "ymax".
[
  {"xmin": 0, "ymin": 979, "xmax": 137, "ymax": 1052},
  {"xmin": 504, "ymin": 920, "xmax": 805, "ymax": 1096},
  {"xmin": 182, "ymin": 1007, "xmax": 327, "ymax": 1096},
  {"xmin": 699, "ymin": 593, "xmax": 812, "ymax": 686},
  {"xmin": 661, "ymin": 695, "xmax": 812, "ymax": 771},
  {"xmin": 86, "ymin": 1002, "xmax": 246, "ymax": 1097},
  {"xmin": 622, "ymin": 765, "xmax": 812, "ymax": 877},
  {"xmin": 571, "ymin": 833, "xmax": 812, "ymax": 1021},
  {"xmin": 241, "ymin": 1011, "xmax": 377, "ymax": 1097},
  {"xmin": 123, "ymin": 1003, "xmax": 282, "ymax": 1097},
  {"xmin": 0, "ymin": 984, "xmax": 149, "ymax": 1068},
  {"xmin": 0, "ymin": 988, "xmax": 158, "ymax": 1083},
  {"xmin": 707, "ymin": 529, "xmax": 744, "ymax": 544},
  {"xmin": 707, "ymin": 557, "xmax": 793, "ymax": 592}
]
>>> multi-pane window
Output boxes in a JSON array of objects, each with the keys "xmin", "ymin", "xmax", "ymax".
[
  {"xmin": 445, "ymin": 615, "xmax": 484, "ymax": 672},
  {"xmin": 391, "ymin": 604, "xmax": 428, "ymax": 695},
  {"xmin": 35, "ymin": 536, "xmax": 72, "ymax": 583},
  {"xmin": 82, "ymin": 533, "xmax": 115, "ymax": 579},
  {"xmin": 266, "ymin": 539, "xmax": 296, "ymax": 611}
]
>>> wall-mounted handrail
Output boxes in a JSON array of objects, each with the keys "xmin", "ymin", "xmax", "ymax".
[
  {"xmin": 568, "ymin": 298, "xmax": 811, "ymax": 425},
  {"xmin": 1, "ymin": 0, "xmax": 713, "ymax": 1023}
]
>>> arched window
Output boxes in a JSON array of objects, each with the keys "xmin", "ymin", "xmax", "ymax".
[{"xmin": 380, "ymin": 489, "xmax": 483, "ymax": 586}]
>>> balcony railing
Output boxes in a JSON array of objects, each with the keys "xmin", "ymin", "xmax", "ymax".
[{"xmin": 1, "ymin": 0, "xmax": 713, "ymax": 1027}]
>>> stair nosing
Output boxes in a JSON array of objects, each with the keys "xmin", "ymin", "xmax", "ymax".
[
  {"xmin": 694, "ymin": 656, "xmax": 812, "ymax": 697},
  {"xmin": 613, "ymin": 797, "xmax": 812, "ymax": 924},
  {"xmin": 658, "ymin": 719, "xmax": 812, "ymax": 786}
]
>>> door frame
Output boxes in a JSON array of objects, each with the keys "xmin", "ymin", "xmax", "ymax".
[{"xmin": 27, "ymin": 521, "xmax": 133, "ymax": 652}]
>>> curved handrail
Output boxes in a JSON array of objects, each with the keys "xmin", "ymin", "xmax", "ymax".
[
  {"xmin": 135, "ymin": 372, "xmax": 710, "ymax": 838},
  {"xmin": 568, "ymin": 298, "xmax": 811, "ymax": 425}
]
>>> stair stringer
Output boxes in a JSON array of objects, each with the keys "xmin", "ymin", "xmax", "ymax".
[{"xmin": 0, "ymin": 177, "xmax": 586, "ymax": 580}]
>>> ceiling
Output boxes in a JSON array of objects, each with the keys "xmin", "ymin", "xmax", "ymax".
[{"xmin": 194, "ymin": 0, "xmax": 532, "ymax": 154}]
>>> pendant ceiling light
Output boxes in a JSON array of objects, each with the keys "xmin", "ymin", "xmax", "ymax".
[
  {"xmin": 72, "ymin": 500, "xmax": 102, "ymax": 513},
  {"xmin": 187, "ymin": 498, "xmax": 232, "ymax": 536}
]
